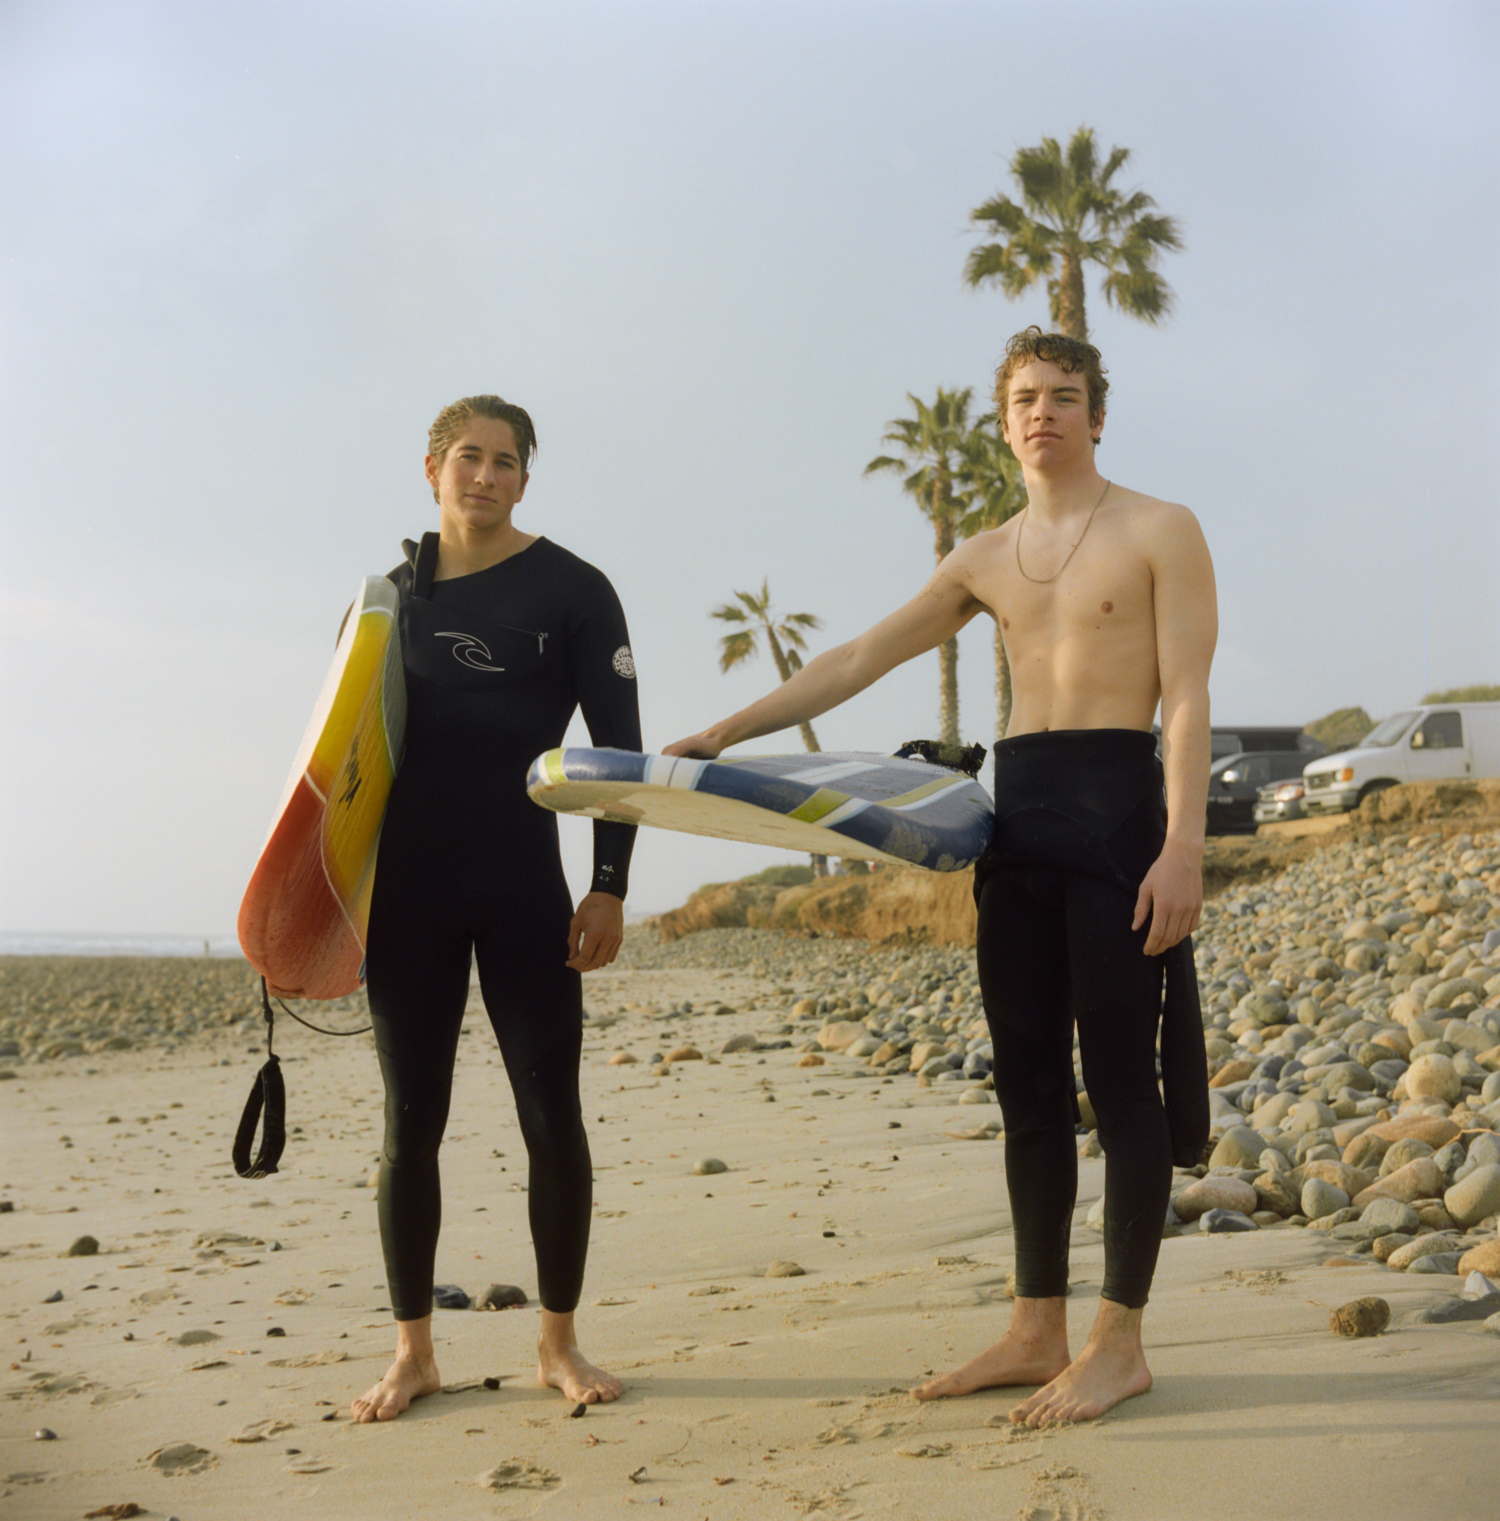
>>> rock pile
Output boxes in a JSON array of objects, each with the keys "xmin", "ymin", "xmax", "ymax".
[
  {"xmin": 0, "ymin": 956, "xmax": 286, "ymax": 1063},
  {"xmin": 1178, "ymin": 825, "xmax": 1500, "ymax": 1271},
  {"xmin": 623, "ymin": 826, "xmax": 1500, "ymax": 1278}
]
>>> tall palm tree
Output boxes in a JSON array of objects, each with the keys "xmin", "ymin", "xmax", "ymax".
[
  {"xmin": 712, "ymin": 580, "xmax": 823, "ymax": 755},
  {"xmin": 965, "ymin": 126, "xmax": 1183, "ymax": 341},
  {"xmin": 864, "ymin": 387, "xmax": 979, "ymax": 745},
  {"xmin": 954, "ymin": 418, "xmax": 1028, "ymax": 741},
  {"xmin": 713, "ymin": 582, "xmax": 826, "ymax": 874}
]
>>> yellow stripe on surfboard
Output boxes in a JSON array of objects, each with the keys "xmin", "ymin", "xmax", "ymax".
[
  {"xmin": 313, "ymin": 597, "xmax": 402, "ymax": 916},
  {"xmin": 787, "ymin": 787, "xmax": 852, "ymax": 824},
  {"xmin": 880, "ymin": 775, "xmax": 964, "ymax": 810}
]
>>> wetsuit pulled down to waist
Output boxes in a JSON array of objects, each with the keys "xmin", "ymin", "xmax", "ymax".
[
  {"xmin": 979, "ymin": 729, "xmax": 1208, "ymax": 1171},
  {"xmin": 974, "ymin": 730, "xmax": 1208, "ymax": 1308}
]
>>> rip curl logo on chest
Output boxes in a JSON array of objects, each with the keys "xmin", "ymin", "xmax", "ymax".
[
  {"xmin": 436, "ymin": 632, "xmax": 504, "ymax": 671},
  {"xmin": 612, "ymin": 645, "xmax": 636, "ymax": 679}
]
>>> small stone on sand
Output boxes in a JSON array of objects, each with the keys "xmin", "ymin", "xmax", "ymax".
[{"xmin": 1330, "ymin": 1297, "xmax": 1391, "ymax": 1337}]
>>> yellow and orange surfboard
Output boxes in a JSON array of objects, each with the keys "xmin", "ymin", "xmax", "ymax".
[{"xmin": 238, "ymin": 577, "xmax": 406, "ymax": 999}]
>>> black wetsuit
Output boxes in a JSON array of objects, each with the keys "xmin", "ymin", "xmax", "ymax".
[
  {"xmin": 974, "ymin": 729, "xmax": 1208, "ymax": 1309},
  {"xmin": 365, "ymin": 533, "xmax": 640, "ymax": 1322}
]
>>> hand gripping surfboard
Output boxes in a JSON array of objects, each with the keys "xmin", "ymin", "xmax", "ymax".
[
  {"xmin": 237, "ymin": 576, "xmax": 406, "ymax": 998},
  {"xmin": 526, "ymin": 747, "xmax": 994, "ymax": 871}
]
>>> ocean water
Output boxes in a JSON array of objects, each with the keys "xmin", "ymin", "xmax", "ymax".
[{"xmin": 0, "ymin": 933, "xmax": 244, "ymax": 958}]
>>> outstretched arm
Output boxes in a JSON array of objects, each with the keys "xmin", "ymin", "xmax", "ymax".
[
  {"xmin": 666, "ymin": 553, "xmax": 982, "ymax": 759},
  {"xmin": 1133, "ymin": 505, "xmax": 1217, "ymax": 955}
]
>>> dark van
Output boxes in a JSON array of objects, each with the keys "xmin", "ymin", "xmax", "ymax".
[{"xmin": 1207, "ymin": 751, "xmax": 1314, "ymax": 834}]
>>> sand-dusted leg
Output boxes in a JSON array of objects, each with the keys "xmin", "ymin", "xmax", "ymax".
[
  {"xmin": 537, "ymin": 1308, "xmax": 622, "ymax": 1404},
  {"xmin": 911, "ymin": 1296, "xmax": 1071, "ymax": 1402},
  {"xmin": 1010, "ymin": 1298, "xmax": 1151, "ymax": 1426},
  {"xmin": 352, "ymin": 1314, "xmax": 442, "ymax": 1423}
]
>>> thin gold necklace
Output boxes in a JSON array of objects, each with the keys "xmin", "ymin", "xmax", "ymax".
[{"xmin": 1014, "ymin": 479, "xmax": 1111, "ymax": 584}]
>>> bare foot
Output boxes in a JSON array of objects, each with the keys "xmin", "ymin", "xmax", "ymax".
[
  {"xmin": 1009, "ymin": 1303, "xmax": 1151, "ymax": 1426},
  {"xmin": 351, "ymin": 1350, "xmax": 441, "ymax": 1423},
  {"xmin": 538, "ymin": 1342, "xmax": 623, "ymax": 1403},
  {"xmin": 911, "ymin": 1331, "xmax": 1070, "ymax": 1401},
  {"xmin": 538, "ymin": 1308, "xmax": 621, "ymax": 1404},
  {"xmin": 911, "ymin": 1296, "xmax": 1070, "ymax": 1401}
]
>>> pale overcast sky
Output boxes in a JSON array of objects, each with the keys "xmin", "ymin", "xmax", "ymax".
[{"xmin": 3, "ymin": 0, "xmax": 1496, "ymax": 936}]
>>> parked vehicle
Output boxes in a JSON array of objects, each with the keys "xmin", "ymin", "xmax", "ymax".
[
  {"xmin": 1301, "ymin": 702, "xmax": 1500, "ymax": 815},
  {"xmin": 1207, "ymin": 750, "xmax": 1315, "ymax": 833},
  {"xmin": 1253, "ymin": 777, "xmax": 1306, "ymax": 825},
  {"xmin": 1209, "ymin": 726, "xmax": 1314, "ymax": 762}
]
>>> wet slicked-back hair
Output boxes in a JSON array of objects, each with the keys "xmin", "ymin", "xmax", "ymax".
[
  {"xmin": 427, "ymin": 396, "xmax": 537, "ymax": 500},
  {"xmin": 993, "ymin": 327, "xmax": 1109, "ymax": 430}
]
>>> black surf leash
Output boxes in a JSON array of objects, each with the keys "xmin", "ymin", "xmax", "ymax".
[{"xmin": 232, "ymin": 977, "xmax": 371, "ymax": 1180}]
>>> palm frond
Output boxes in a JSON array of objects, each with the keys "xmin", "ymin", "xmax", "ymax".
[
  {"xmin": 717, "ymin": 629, "xmax": 757, "ymax": 673},
  {"xmin": 965, "ymin": 125, "xmax": 1182, "ymax": 338}
]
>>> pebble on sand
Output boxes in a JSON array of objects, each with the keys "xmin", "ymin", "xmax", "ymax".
[
  {"xmin": 1444, "ymin": 1164, "xmax": 1500, "ymax": 1229},
  {"xmin": 1457, "ymin": 1240, "xmax": 1500, "ymax": 1277},
  {"xmin": 1300, "ymin": 1178, "xmax": 1350, "ymax": 1220},
  {"xmin": 1352, "ymin": 1157, "xmax": 1445, "ymax": 1209},
  {"xmin": 765, "ymin": 1260, "xmax": 806, "ymax": 1278},
  {"xmin": 1173, "ymin": 1175, "xmax": 1258, "ymax": 1222},
  {"xmin": 1385, "ymin": 1235, "xmax": 1461, "ymax": 1272},
  {"xmin": 1330, "ymin": 1297, "xmax": 1391, "ymax": 1338},
  {"xmin": 66, "ymin": 1235, "xmax": 100, "ymax": 1257},
  {"xmin": 1200, "ymin": 1209, "xmax": 1259, "ymax": 1233},
  {"xmin": 476, "ymin": 1283, "xmax": 528, "ymax": 1310},
  {"xmin": 693, "ymin": 1158, "xmax": 728, "ymax": 1175}
]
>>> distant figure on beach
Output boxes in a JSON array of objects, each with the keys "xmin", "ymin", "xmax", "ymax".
[
  {"xmin": 351, "ymin": 396, "xmax": 640, "ymax": 1422},
  {"xmin": 667, "ymin": 328, "xmax": 1217, "ymax": 1424}
]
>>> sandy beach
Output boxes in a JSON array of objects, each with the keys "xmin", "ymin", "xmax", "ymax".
[{"xmin": 4, "ymin": 874, "xmax": 1499, "ymax": 1521}]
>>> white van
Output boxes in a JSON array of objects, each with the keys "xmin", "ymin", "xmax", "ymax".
[{"xmin": 1301, "ymin": 702, "xmax": 1500, "ymax": 815}]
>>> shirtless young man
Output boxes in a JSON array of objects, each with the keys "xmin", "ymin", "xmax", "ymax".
[{"xmin": 666, "ymin": 327, "xmax": 1217, "ymax": 1425}]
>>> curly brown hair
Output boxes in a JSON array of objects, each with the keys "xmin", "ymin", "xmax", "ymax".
[
  {"xmin": 993, "ymin": 327, "xmax": 1109, "ymax": 435},
  {"xmin": 426, "ymin": 396, "xmax": 537, "ymax": 501}
]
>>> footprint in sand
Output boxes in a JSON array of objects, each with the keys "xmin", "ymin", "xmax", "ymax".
[
  {"xmin": 475, "ymin": 1459, "xmax": 561, "ymax": 1491},
  {"xmin": 813, "ymin": 1416, "xmax": 908, "ymax": 1446},
  {"xmin": 1018, "ymin": 1462, "xmax": 1101, "ymax": 1521},
  {"xmin": 146, "ymin": 1443, "xmax": 218, "ymax": 1476}
]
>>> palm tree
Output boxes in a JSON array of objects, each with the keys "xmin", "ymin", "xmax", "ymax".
[
  {"xmin": 712, "ymin": 581, "xmax": 823, "ymax": 755},
  {"xmin": 713, "ymin": 582, "xmax": 826, "ymax": 874},
  {"xmin": 864, "ymin": 388, "xmax": 979, "ymax": 744},
  {"xmin": 955, "ymin": 418, "xmax": 1028, "ymax": 741},
  {"xmin": 965, "ymin": 126, "xmax": 1183, "ymax": 341}
]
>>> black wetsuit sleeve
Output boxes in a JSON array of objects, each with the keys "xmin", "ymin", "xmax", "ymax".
[{"xmin": 567, "ymin": 565, "xmax": 641, "ymax": 900}]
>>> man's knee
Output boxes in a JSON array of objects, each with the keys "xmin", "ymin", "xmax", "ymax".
[
  {"xmin": 382, "ymin": 1097, "xmax": 451, "ymax": 1167},
  {"xmin": 514, "ymin": 1091, "xmax": 587, "ymax": 1159}
]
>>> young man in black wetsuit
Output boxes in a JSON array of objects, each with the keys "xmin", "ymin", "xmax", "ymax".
[
  {"xmin": 352, "ymin": 396, "xmax": 639, "ymax": 1423},
  {"xmin": 667, "ymin": 329, "xmax": 1217, "ymax": 1425}
]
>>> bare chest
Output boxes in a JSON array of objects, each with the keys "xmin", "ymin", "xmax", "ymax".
[{"xmin": 976, "ymin": 516, "xmax": 1155, "ymax": 649}]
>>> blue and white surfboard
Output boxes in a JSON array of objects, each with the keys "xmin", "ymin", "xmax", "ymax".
[{"xmin": 526, "ymin": 748, "xmax": 994, "ymax": 871}]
